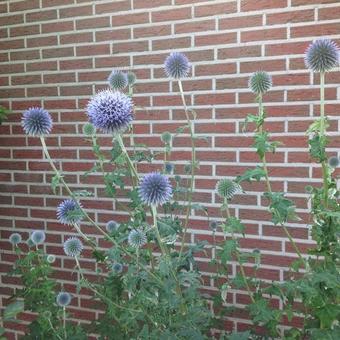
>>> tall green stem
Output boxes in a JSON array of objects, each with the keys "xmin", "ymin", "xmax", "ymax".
[
  {"xmin": 319, "ymin": 72, "xmax": 329, "ymax": 207},
  {"xmin": 223, "ymin": 199, "xmax": 255, "ymax": 303},
  {"xmin": 62, "ymin": 307, "xmax": 67, "ymax": 339},
  {"xmin": 256, "ymin": 98, "xmax": 304, "ymax": 264},
  {"xmin": 177, "ymin": 80, "xmax": 196, "ymax": 258}
]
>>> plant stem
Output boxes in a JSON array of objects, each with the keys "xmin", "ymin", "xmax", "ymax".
[
  {"xmin": 256, "ymin": 98, "xmax": 304, "ymax": 264},
  {"xmin": 62, "ymin": 307, "xmax": 67, "ymax": 339},
  {"xmin": 319, "ymin": 72, "xmax": 329, "ymax": 207},
  {"xmin": 116, "ymin": 133, "xmax": 139, "ymax": 187},
  {"xmin": 223, "ymin": 199, "xmax": 255, "ymax": 303},
  {"xmin": 177, "ymin": 80, "xmax": 196, "ymax": 258}
]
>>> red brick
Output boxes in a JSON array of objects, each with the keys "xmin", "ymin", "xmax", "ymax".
[
  {"xmin": 266, "ymin": 9, "xmax": 314, "ymax": 25},
  {"xmin": 95, "ymin": 28, "xmax": 130, "ymax": 42},
  {"xmin": 42, "ymin": 47, "xmax": 74, "ymax": 59},
  {"xmin": 95, "ymin": 1, "xmax": 130, "ymax": 14},
  {"xmin": 195, "ymin": 2, "xmax": 237, "ymax": 17},
  {"xmin": 291, "ymin": 23, "xmax": 340, "ymax": 38},
  {"xmin": 241, "ymin": 0, "xmax": 287, "ymax": 11},
  {"xmin": 195, "ymin": 32, "xmax": 236, "ymax": 46},
  {"xmin": 134, "ymin": 24, "xmax": 171, "ymax": 38},
  {"xmin": 9, "ymin": 0, "xmax": 39, "ymax": 12},
  {"xmin": 112, "ymin": 12, "xmax": 148, "ymax": 26},
  {"xmin": 42, "ymin": 21, "xmax": 74, "ymax": 34},
  {"xmin": 26, "ymin": 9, "xmax": 57, "ymax": 22},
  {"xmin": 292, "ymin": 0, "xmax": 337, "ymax": 5},
  {"xmin": 219, "ymin": 14, "xmax": 263, "ymax": 29},
  {"xmin": 241, "ymin": 27, "xmax": 286, "ymax": 42},
  {"xmin": 27, "ymin": 35, "xmax": 58, "ymax": 48},
  {"xmin": 153, "ymin": 37, "xmax": 191, "ymax": 50},
  {"xmin": 76, "ymin": 44, "xmax": 110, "ymax": 56},
  {"xmin": 175, "ymin": 20, "xmax": 215, "ymax": 34},
  {"xmin": 218, "ymin": 45, "xmax": 262, "ymax": 59},
  {"xmin": 10, "ymin": 24, "xmax": 39, "ymax": 37},
  {"xmin": 60, "ymin": 5, "xmax": 92, "ymax": 18}
]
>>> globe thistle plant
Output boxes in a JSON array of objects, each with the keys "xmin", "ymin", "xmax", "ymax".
[
  {"xmin": 209, "ymin": 220, "xmax": 218, "ymax": 231},
  {"xmin": 128, "ymin": 229, "xmax": 147, "ymax": 248},
  {"xmin": 9, "ymin": 233, "xmax": 22, "ymax": 246},
  {"xmin": 161, "ymin": 131, "xmax": 172, "ymax": 144},
  {"xmin": 82, "ymin": 122, "xmax": 96, "ymax": 136},
  {"xmin": 216, "ymin": 179, "xmax": 242, "ymax": 200},
  {"xmin": 86, "ymin": 89, "xmax": 133, "ymax": 134},
  {"xmin": 112, "ymin": 262, "xmax": 123, "ymax": 274},
  {"xmin": 57, "ymin": 199, "xmax": 83, "ymax": 226},
  {"xmin": 22, "ymin": 107, "xmax": 53, "ymax": 137},
  {"xmin": 47, "ymin": 254, "xmax": 56, "ymax": 264},
  {"xmin": 31, "ymin": 230, "xmax": 46, "ymax": 245},
  {"xmin": 138, "ymin": 172, "xmax": 172, "ymax": 206},
  {"xmin": 127, "ymin": 71, "xmax": 137, "ymax": 86},
  {"xmin": 164, "ymin": 162, "xmax": 174, "ymax": 174},
  {"xmin": 108, "ymin": 70, "xmax": 128, "ymax": 91},
  {"xmin": 328, "ymin": 156, "xmax": 339, "ymax": 168},
  {"xmin": 63, "ymin": 237, "xmax": 83, "ymax": 257},
  {"xmin": 305, "ymin": 38, "xmax": 339, "ymax": 73},
  {"xmin": 106, "ymin": 220, "xmax": 119, "ymax": 233},
  {"xmin": 249, "ymin": 71, "xmax": 272, "ymax": 95},
  {"xmin": 164, "ymin": 52, "xmax": 191, "ymax": 79},
  {"xmin": 56, "ymin": 292, "xmax": 72, "ymax": 307}
]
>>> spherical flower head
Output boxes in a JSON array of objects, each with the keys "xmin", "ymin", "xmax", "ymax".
[
  {"xmin": 216, "ymin": 179, "xmax": 242, "ymax": 200},
  {"xmin": 22, "ymin": 107, "xmax": 53, "ymax": 137},
  {"xmin": 47, "ymin": 254, "xmax": 56, "ymax": 263},
  {"xmin": 128, "ymin": 229, "xmax": 147, "ymax": 248},
  {"xmin": 161, "ymin": 131, "xmax": 172, "ymax": 144},
  {"xmin": 328, "ymin": 156, "xmax": 339, "ymax": 168},
  {"xmin": 9, "ymin": 233, "xmax": 22, "ymax": 245},
  {"xmin": 249, "ymin": 71, "xmax": 272, "ymax": 95},
  {"xmin": 106, "ymin": 220, "xmax": 119, "ymax": 233},
  {"xmin": 138, "ymin": 172, "xmax": 172, "ymax": 206},
  {"xmin": 57, "ymin": 199, "xmax": 83, "ymax": 226},
  {"xmin": 209, "ymin": 220, "xmax": 218, "ymax": 231},
  {"xmin": 305, "ymin": 39, "xmax": 339, "ymax": 73},
  {"xmin": 164, "ymin": 52, "xmax": 191, "ymax": 79},
  {"xmin": 184, "ymin": 164, "xmax": 192, "ymax": 174},
  {"xmin": 112, "ymin": 262, "xmax": 123, "ymax": 274},
  {"xmin": 86, "ymin": 89, "xmax": 133, "ymax": 134},
  {"xmin": 127, "ymin": 71, "xmax": 137, "ymax": 86},
  {"xmin": 108, "ymin": 70, "xmax": 128, "ymax": 91},
  {"xmin": 31, "ymin": 230, "xmax": 46, "ymax": 245},
  {"xmin": 82, "ymin": 122, "xmax": 96, "ymax": 136},
  {"xmin": 164, "ymin": 162, "xmax": 174, "ymax": 174},
  {"xmin": 63, "ymin": 237, "xmax": 83, "ymax": 257},
  {"xmin": 56, "ymin": 292, "xmax": 71, "ymax": 307}
]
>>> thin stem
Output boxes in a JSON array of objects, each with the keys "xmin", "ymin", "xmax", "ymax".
[
  {"xmin": 256, "ymin": 98, "xmax": 304, "ymax": 264},
  {"xmin": 116, "ymin": 133, "xmax": 139, "ymax": 187},
  {"xmin": 319, "ymin": 72, "xmax": 329, "ymax": 207},
  {"xmin": 178, "ymin": 80, "xmax": 196, "ymax": 258},
  {"xmin": 47, "ymin": 318, "xmax": 63, "ymax": 340},
  {"xmin": 62, "ymin": 307, "xmax": 67, "ymax": 339},
  {"xmin": 223, "ymin": 199, "xmax": 255, "ymax": 304}
]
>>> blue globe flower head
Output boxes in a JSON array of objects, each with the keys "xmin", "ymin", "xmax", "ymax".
[
  {"xmin": 31, "ymin": 230, "xmax": 46, "ymax": 245},
  {"xmin": 86, "ymin": 89, "xmax": 133, "ymax": 134},
  {"xmin": 47, "ymin": 254, "xmax": 56, "ymax": 263},
  {"xmin": 305, "ymin": 38, "xmax": 339, "ymax": 73},
  {"xmin": 9, "ymin": 233, "xmax": 22, "ymax": 245},
  {"xmin": 22, "ymin": 107, "xmax": 53, "ymax": 136},
  {"xmin": 106, "ymin": 220, "xmax": 119, "ymax": 233},
  {"xmin": 209, "ymin": 220, "xmax": 218, "ymax": 231},
  {"xmin": 328, "ymin": 156, "xmax": 339, "ymax": 168},
  {"xmin": 63, "ymin": 237, "xmax": 83, "ymax": 257},
  {"xmin": 138, "ymin": 172, "xmax": 172, "ymax": 206},
  {"xmin": 164, "ymin": 162, "xmax": 174, "ymax": 174},
  {"xmin": 56, "ymin": 292, "xmax": 72, "ymax": 307},
  {"xmin": 164, "ymin": 52, "xmax": 191, "ymax": 79},
  {"xmin": 108, "ymin": 70, "xmax": 128, "ymax": 91},
  {"xmin": 249, "ymin": 71, "xmax": 272, "ymax": 95},
  {"xmin": 112, "ymin": 262, "xmax": 123, "ymax": 274},
  {"xmin": 127, "ymin": 71, "xmax": 137, "ymax": 86},
  {"xmin": 128, "ymin": 229, "xmax": 147, "ymax": 248},
  {"xmin": 57, "ymin": 199, "xmax": 83, "ymax": 226}
]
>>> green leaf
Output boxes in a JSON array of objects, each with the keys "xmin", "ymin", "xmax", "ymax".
[
  {"xmin": 309, "ymin": 134, "xmax": 327, "ymax": 162},
  {"xmin": 51, "ymin": 174, "xmax": 61, "ymax": 194},
  {"xmin": 227, "ymin": 331, "xmax": 251, "ymax": 340},
  {"xmin": 3, "ymin": 300, "xmax": 24, "ymax": 320},
  {"xmin": 236, "ymin": 166, "xmax": 266, "ymax": 183}
]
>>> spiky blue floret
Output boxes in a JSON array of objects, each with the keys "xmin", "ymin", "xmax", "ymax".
[
  {"xmin": 249, "ymin": 71, "xmax": 272, "ymax": 95},
  {"xmin": 305, "ymin": 38, "xmax": 339, "ymax": 73},
  {"xmin": 106, "ymin": 220, "xmax": 119, "ymax": 233},
  {"xmin": 216, "ymin": 179, "xmax": 242, "ymax": 200},
  {"xmin": 86, "ymin": 89, "xmax": 133, "ymax": 134},
  {"xmin": 128, "ymin": 229, "xmax": 147, "ymax": 248},
  {"xmin": 31, "ymin": 230, "xmax": 46, "ymax": 245},
  {"xmin": 47, "ymin": 254, "xmax": 56, "ymax": 263},
  {"xmin": 22, "ymin": 107, "xmax": 53, "ymax": 136},
  {"xmin": 56, "ymin": 292, "xmax": 71, "ymax": 307},
  {"xmin": 63, "ymin": 237, "xmax": 83, "ymax": 257},
  {"xmin": 9, "ymin": 233, "xmax": 22, "ymax": 245},
  {"xmin": 164, "ymin": 162, "xmax": 174, "ymax": 174},
  {"xmin": 209, "ymin": 220, "xmax": 218, "ymax": 231},
  {"xmin": 164, "ymin": 52, "xmax": 191, "ymax": 79},
  {"xmin": 328, "ymin": 156, "xmax": 339, "ymax": 168},
  {"xmin": 56, "ymin": 199, "xmax": 83, "ymax": 226},
  {"xmin": 112, "ymin": 262, "xmax": 123, "ymax": 274},
  {"xmin": 138, "ymin": 172, "xmax": 172, "ymax": 206},
  {"xmin": 108, "ymin": 70, "xmax": 128, "ymax": 90}
]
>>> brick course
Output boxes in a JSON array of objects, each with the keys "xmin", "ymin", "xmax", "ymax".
[{"xmin": 0, "ymin": 0, "xmax": 339, "ymax": 338}]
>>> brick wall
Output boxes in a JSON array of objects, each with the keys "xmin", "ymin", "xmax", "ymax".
[{"xmin": 0, "ymin": 0, "xmax": 339, "ymax": 337}]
